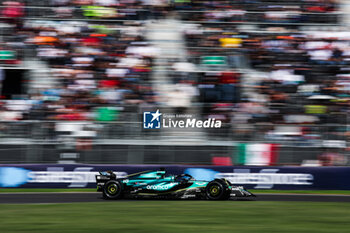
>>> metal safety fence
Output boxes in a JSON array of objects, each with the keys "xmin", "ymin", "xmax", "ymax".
[{"xmin": 0, "ymin": 5, "xmax": 343, "ymax": 25}]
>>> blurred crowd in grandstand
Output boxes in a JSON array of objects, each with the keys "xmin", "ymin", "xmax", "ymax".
[{"xmin": 0, "ymin": 0, "xmax": 349, "ymax": 146}]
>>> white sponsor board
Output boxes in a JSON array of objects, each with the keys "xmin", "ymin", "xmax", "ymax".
[
  {"xmin": 216, "ymin": 169, "xmax": 313, "ymax": 189},
  {"xmin": 28, "ymin": 169, "xmax": 127, "ymax": 187}
]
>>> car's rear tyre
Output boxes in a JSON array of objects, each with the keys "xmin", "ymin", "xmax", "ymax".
[
  {"xmin": 103, "ymin": 180, "xmax": 123, "ymax": 199},
  {"xmin": 205, "ymin": 179, "xmax": 230, "ymax": 200}
]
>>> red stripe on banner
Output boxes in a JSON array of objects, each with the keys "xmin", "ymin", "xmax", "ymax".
[{"xmin": 269, "ymin": 144, "xmax": 279, "ymax": 166}]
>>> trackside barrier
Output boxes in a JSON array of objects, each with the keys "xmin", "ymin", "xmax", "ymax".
[{"xmin": 0, "ymin": 164, "xmax": 349, "ymax": 190}]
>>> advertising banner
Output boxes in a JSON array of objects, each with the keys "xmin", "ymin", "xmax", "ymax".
[{"xmin": 0, "ymin": 164, "xmax": 350, "ymax": 190}]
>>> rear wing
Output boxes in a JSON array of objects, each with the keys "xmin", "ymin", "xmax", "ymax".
[
  {"xmin": 96, "ymin": 171, "xmax": 116, "ymax": 181},
  {"xmin": 96, "ymin": 171, "xmax": 116, "ymax": 191}
]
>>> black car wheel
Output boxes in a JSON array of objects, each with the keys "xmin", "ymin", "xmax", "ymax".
[
  {"xmin": 205, "ymin": 180, "xmax": 230, "ymax": 200},
  {"xmin": 103, "ymin": 180, "xmax": 123, "ymax": 199}
]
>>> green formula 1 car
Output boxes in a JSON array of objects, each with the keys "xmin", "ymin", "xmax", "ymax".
[{"xmin": 96, "ymin": 169, "xmax": 255, "ymax": 200}]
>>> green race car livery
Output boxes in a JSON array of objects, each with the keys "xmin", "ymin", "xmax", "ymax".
[{"xmin": 96, "ymin": 169, "xmax": 255, "ymax": 200}]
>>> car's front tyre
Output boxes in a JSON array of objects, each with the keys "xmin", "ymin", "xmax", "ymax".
[
  {"xmin": 205, "ymin": 179, "xmax": 230, "ymax": 200},
  {"xmin": 103, "ymin": 180, "xmax": 123, "ymax": 199}
]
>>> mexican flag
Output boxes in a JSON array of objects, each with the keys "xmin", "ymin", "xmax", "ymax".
[{"xmin": 237, "ymin": 143, "xmax": 279, "ymax": 166}]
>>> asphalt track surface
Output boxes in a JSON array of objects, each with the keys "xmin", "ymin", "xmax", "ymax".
[{"xmin": 1, "ymin": 193, "xmax": 350, "ymax": 204}]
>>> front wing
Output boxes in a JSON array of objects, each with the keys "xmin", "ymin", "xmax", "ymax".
[{"xmin": 229, "ymin": 186, "xmax": 256, "ymax": 198}]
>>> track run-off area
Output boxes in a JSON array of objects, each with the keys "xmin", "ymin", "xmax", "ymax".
[{"xmin": 1, "ymin": 192, "xmax": 350, "ymax": 204}]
